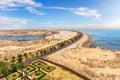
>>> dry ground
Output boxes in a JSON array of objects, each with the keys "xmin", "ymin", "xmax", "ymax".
[
  {"xmin": 0, "ymin": 30, "xmax": 77, "ymax": 61},
  {"xmin": 44, "ymin": 33, "xmax": 120, "ymax": 80}
]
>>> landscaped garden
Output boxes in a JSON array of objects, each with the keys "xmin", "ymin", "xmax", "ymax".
[
  {"xmin": 2, "ymin": 60, "xmax": 56, "ymax": 80},
  {"xmin": 23, "ymin": 65, "xmax": 36, "ymax": 73},
  {"xmin": 1, "ymin": 59, "xmax": 83, "ymax": 80},
  {"xmin": 5, "ymin": 72, "xmax": 21, "ymax": 80},
  {"xmin": 32, "ymin": 61, "xmax": 47, "ymax": 68},
  {"xmin": 42, "ymin": 66, "xmax": 55, "ymax": 72},
  {"xmin": 31, "ymin": 71, "xmax": 46, "ymax": 80}
]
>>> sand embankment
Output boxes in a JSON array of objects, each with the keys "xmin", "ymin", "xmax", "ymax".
[
  {"xmin": 44, "ymin": 31, "xmax": 120, "ymax": 80},
  {"xmin": 0, "ymin": 30, "xmax": 78, "ymax": 61}
]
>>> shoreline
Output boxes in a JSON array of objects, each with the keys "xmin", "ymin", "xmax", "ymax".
[
  {"xmin": 44, "ymin": 30, "xmax": 120, "ymax": 79},
  {"xmin": 81, "ymin": 34, "xmax": 93, "ymax": 48},
  {"xmin": 0, "ymin": 29, "xmax": 120, "ymax": 79},
  {"xmin": 85, "ymin": 33, "xmax": 120, "ymax": 52}
]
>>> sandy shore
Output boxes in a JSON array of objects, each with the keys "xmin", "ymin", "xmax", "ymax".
[{"xmin": 44, "ymin": 31, "xmax": 120, "ymax": 80}]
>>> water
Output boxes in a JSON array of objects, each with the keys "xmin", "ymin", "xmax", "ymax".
[
  {"xmin": 0, "ymin": 36, "xmax": 43, "ymax": 41},
  {"xmin": 80, "ymin": 30, "xmax": 120, "ymax": 51}
]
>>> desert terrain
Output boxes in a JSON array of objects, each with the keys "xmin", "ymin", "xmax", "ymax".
[
  {"xmin": 0, "ymin": 29, "xmax": 120, "ymax": 80},
  {"xmin": 0, "ymin": 30, "xmax": 77, "ymax": 61},
  {"xmin": 44, "ymin": 32, "xmax": 120, "ymax": 80}
]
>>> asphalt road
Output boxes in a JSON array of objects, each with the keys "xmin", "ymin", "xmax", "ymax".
[
  {"xmin": 23, "ymin": 32, "xmax": 91, "ymax": 80},
  {"xmin": 24, "ymin": 32, "xmax": 83, "ymax": 65}
]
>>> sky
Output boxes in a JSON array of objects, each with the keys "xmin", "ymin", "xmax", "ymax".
[{"xmin": 0, "ymin": 0, "xmax": 120, "ymax": 30}]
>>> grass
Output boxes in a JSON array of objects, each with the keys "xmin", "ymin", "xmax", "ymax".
[
  {"xmin": 21, "ymin": 77, "xmax": 30, "ymax": 80},
  {"xmin": 23, "ymin": 65, "xmax": 36, "ymax": 73},
  {"xmin": 32, "ymin": 61, "xmax": 47, "ymax": 68},
  {"xmin": 42, "ymin": 66, "xmax": 55, "ymax": 72},
  {"xmin": 6, "ymin": 72, "xmax": 21, "ymax": 80},
  {"xmin": 31, "ymin": 71, "xmax": 46, "ymax": 80},
  {"xmin": 4, "ymin": 60, "xmax": 83, "ymax": 80}
]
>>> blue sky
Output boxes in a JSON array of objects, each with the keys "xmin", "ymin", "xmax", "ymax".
[{"xmin": 0, "ymin": 0, "xmax": 120, "ymax": 30}]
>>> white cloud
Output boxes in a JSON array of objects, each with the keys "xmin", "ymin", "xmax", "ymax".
[
  {"xmin": 73, "ymin": 7, "xmax": 101, "ymax": 18},
  {"xmin": 44, "ymin": 6, "xmax": 74, "ymax": 10},
  {"xmin": 40, "ymin": 20, "xmax": 66, "ymax": 25},
  {"xmin": 38, "ymin": 20, "xmax": 120, "ymax": 30},
  {"xmin": 0, "ymin": 16, "xmax": 27, "ymax": 30},
  {"xmin": 0, "ymin": 0, "xmax": 43, "ymax": 15},
  {"xmin": 44, "ymin": 7, "xmax": 67, "ymax": 10},
  {"xmin": 0, "ymin": 0, "xmax": 42, "ymax": 8},
  {"xmin": 44, "ymin": 6, "xmax": 101, "ymax": 19},
  {"xmin": 103, "ymin": 20, "xmax": 120, "ymax": 29},
  {"xmin": 78, "ymin": 20, "xmax": 120, "ymax": 30},
  {"xmin": 26, "ymin": 7, "xmax": 44, "ymax": 15}
]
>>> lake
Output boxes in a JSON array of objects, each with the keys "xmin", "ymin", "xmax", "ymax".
[{"xmin": 0, "ymin": 36, "xmax": 43, "ymax": 41}]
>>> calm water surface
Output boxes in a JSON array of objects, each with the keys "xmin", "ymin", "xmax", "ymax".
[
  {"xmin": 0, "ymin": 36, "xmax": 43, "ymax": 41},
  {"xmin": 80, "ymin": 30, "xmax": 120, "ymax": 51}
]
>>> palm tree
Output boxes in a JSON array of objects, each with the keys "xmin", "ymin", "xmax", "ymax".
[
  {"xmin": 60, "ymin": 42, "xmax": 65, "ymax": 47},
  {"xmin": 18, "ymin": 62, "xmax": 24, "ymax": 70},
  {"xmin": 40, "ymin": 49, "xmax": 43, "ymax": 55},
  {"xmin": 0, "ymin": 66, "xmax": 9, "ymax": 75},
  {"xmin": 31, "ymin": 54, "xmax": 34, "ymax": 58},
  {"xmin": 50, "ymin": 47, "xmax": 53, "ymax": 51},
  {"xmin": 0, "ymin": 61, "xmax": 9, "ymax": 75},
  {"xmin": 36, "ymin": 52, "xmax": 39, "ymax": 56},
  {"xmin": 23, "ymin": 53, "xmax": 27, "ymax": 60},
  {"xmin": 17, "ymin": 54, "xmax": 23, "ymax": 63},
  {"xmin": 43, "ymin": 49, "xmax": 47, "ymax": 54},
  {"xmin": 4, "ymin": 57, "xmax": 8, "ymax": 62},
  {"xmin": 29, "ymin": 52, "xmax": 32, "ymax": 58},
  {"xmin": 10, "ymin": 63, "xmax": 18, "ymax": 72},
  {"xmin": 53, "ymin": 46, "xmax": 56, "ymax": 50},
  {"xmin": 37, "ymin": 50, "xmax": 40, "ymax": 53},
  {"xmin": 11, "ymin": 56, "xmax": 16, "ymax": 64}
]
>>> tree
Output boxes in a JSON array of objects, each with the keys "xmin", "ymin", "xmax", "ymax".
[
  {"xmin": 0, "ymin": 61, "xmax": 8, "ymax": 75},
  {"xmin": 36, "ymin": 52, "xmax": 39, "ymax": 56},
  {"xmin": 10, "ymin": 64, "xmax": 17, "ymax": 72},
  {"xmin": 23, "ymin": 53, "xmax": 28, "ymax": 60},
  {"xmin": 0, "ymin": 66, "xmax": 9, "ymax": 75},
  {"xmin": 40, "ymin": 49, "xmax": 43, "ymax": 53},
  {"xmin": 43, "ymin": 50, "xmax": 46, "ymax": 54},
  {"xmin": 29, "ymin": 52, "xmax": 32, "ymax": 58},
  {"xmin": 50, "ymin": 47, "xmax": 53, "ymax": 51},
  {"xmin": 60, "ymin": 42, "xmax": 65, "ymax": 47},
  {"xmin": 17, "ymin": 54, "xmax": 23, "ymax": 63},
  {"xmin": 4, "ymin": 57, "xmax": 8, "ymax": 62},
  {"xmin": 11, "ymin": 56, "xmax": 15, "ymax": 64},
  {"xmin": 31, "ymin": 54, "xmax": 34, "ymax": 58},
  {"xmin": 18, "ymin": 62, "xmax": 24, "ymax": 70}
]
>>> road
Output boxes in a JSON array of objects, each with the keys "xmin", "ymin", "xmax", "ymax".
[
  {"xmin": 24, "ymin": 32, "xmax": 83, "ymax": 64},
  {"xmin": 23, "ymin": 32, "xmax": 90, "ymax": 80}
]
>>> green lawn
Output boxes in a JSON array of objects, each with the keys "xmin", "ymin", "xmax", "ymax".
[
  {"xmin": 23, "ymin": 65, "xmax": 36, "ymax": 73},
  {"xmin": 42, "ymin": 66, "xmax": 55, "ymax": 72},
  {"xmin": 31, "ymin": 71, "xmax": 46, "ymax": 80},
  {"xmin": 21, "ymin": 77, "xmax": 30, "ymax": 80},
  {"xmin": 32, "ymin": 61, "xmax": 47, "ymax": 68},
  {"xmin": 6, "ymin": 72, "xmax": 21, "ymax": 80},
  {"xmin": 4, "ymin": 60, "xmax": 56, "ymax": 80}
]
